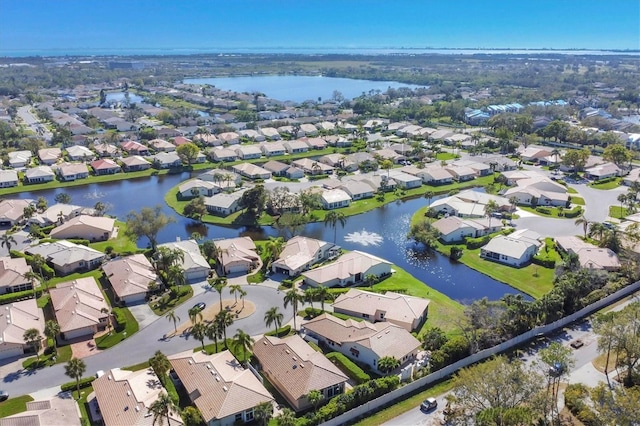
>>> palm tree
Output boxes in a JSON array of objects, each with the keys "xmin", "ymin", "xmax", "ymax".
[
  {"xmin": 206, "ymin": 320, "xmax": 224, "ymax": 352},
  {"xmin": 44, "ymin": 320, "xmax": 60, "ymax": 353},
  {"xmin": 149, "ymin": 350, "xmax": 170, "ymax": 384},
  {"xmin": 148, "ymin": 392, "xmax": 179, "ymax": 426},
  {"xmin": 306, "ymin": 389, "xmax": 324, "ymax": 411},
  {"xmin": 424, "ymin": 190, "xmax": 435, "ymax": 206},
  {"xmin": 24, "ymin": 270, "xmax": 40, "ymax": 297},
  {"xmin": 304, "ymin": 288, "xmax": 318, "ymax": 310},
  {"xmin": 264, "ymin": 307, "xmax": 283, "ymax": 334},
  {"xmin": 277, "ymin": 408, "xmax": 297, "ymax": 426},
  {"xmin": 191, "ymin": 322, "xmax": 207, "ymax": 351},
  {"xmin": 232, "ymin": 329, "xmax": 254, "ymax": 366},
  {"xmin": 484, "ymin": 200, "xmax": 499, "ymax": 228},
  {"xmin": 210, "ymin": 277, "xmax": 228, "ymax": 311},
  {"xmin": 30, "ymin": 254, "xmax": 48, "ymax": 293},
  {"xmin": 589, "ymin": 222, "xmax": 607, "ymax": 241},
  {"xmin": 65, "ymin": 358, "xmax": 86, "ymax": 397},
  {"xmin": 239, "ymin": 288, "xmax": 247, "ymax": 309},
  {"xmin": 229, "ymin": 284, "xmax": 242, "ymax": 304},
  {"xmin": 283, "ymin": 289, "xmax": 302, "ymax": 332},
  {"xmin": 377, "ymin": 356, "xmax": 400, "ymax": 374},
  {"xmin": 23, "ymin": 328, "xmax": 42, "ymax": 361},
  {"xmin": 1, "ymin": 233, "xmax": 17, "ymax": 252},
  {"xmin": 216, "ymin": 310, "xmax": 234, "ymax": 348},
  {"xmin": 364, "ymin": 274, "xmax": 377, "ymax": 287},
  {"xmin": 575, "ymin": 215, "xmax": 590, "ymax": 239},
  {"xmin": 264, "ymin": 236, "xmax": 285, "ymax": 267},
  {"xmin": 551, "ymin": 148, "xmax": 561, "ymax": 165},
  {"xmin": 188, "ymin": 307, "xmax": 203, "ymax": 325},
  {"xmin": 324, "ymin": 211, "xmax": 347, "ymax": 244},
  {"xmin": 315, "ymin": 286, "xmax": 333, "ymax": 311},
  {"xmin": 167, "ymin": 265, "xmax": 186, "ymax": 293},
  {"xmin": 617, "ymin": 193, "xmax": 628, "ymax": 217},
  {"xmin": 166, "ymin": 310, "xmax": 180, "ymax": 333},
  {"xmin": 254, "ymin": 401, "xmax": 273, "ymax": 426}
]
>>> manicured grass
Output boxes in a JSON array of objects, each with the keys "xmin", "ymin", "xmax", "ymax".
[
  {"xmin": 90, "ymin": 221, "xmax": 140, "ymax": 254},
  {"xmin": 123, "ymin": 360, "xmax": 150, "ymax": 371},
  {"xmin": 609, "ymin": 205, "xmax": 629, "ymax": 219},
  {"xmin": 197, "ymin": 339, "xmax": 249, "ymax": 363},
  {"xmin": 72, "ymin": 385, "xmax": 93, "ymax": 426},
  {"xmin": 0, "ymin": 395, "xmax": 34, "ymax": 417},
  {"xmin": 518, "ymin": 205, "xmax": 583, "ymax": 219},
  {"xmin": 150, "ymin": 286, "xmax": 194, "ymax": 316},
  {"xmin": 436, "ymin": 152, "xmax": 457, "ymax": 161},
  {"xmin": 354, "ymin": 379, "xmax": 455, "ymax": 426},
  {"xmin": 566, "ymin": 187, "xmax": 578, "ymax": 194},
  {"xmin": 48, "ymin": 269, "xmax": 104, "ymax": 287},
  {"xmin": 96, "ymin": 307, "xmax": 139, "ymax": 349},
  {"xmin": 570, "ymin": 196, "xmax": 585, "ymax": 205},
  {"xmin": 22, "ymin": 344, "xmax": 72, "ymax": 369},
  {"xmin": 589, "ymin": 178, "xmax": 622, "ymax": 190}
]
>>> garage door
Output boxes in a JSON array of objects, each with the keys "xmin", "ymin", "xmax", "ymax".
[
  {"xmin": 226, "ymin": 264, "xmax": 249, "ymax": 274},
  {"xmin": 0, "ymin": 345, "xmax": 24, "ymax": 360},
  {"xmin": 63, "ymin": 327, "xmax": 94, "ymax": 340}
]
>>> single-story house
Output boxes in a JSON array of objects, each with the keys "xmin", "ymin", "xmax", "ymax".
[
  {"xmin": 518, "ymin": 146, "xmax": 552, "ymax": 163},
  {"xmin": 623, "ymin": 168, "xmax": 640, "ymax": 186},
  {"xmin": 260, "ymin": 127, "xmax": 281, "ymax": 140},
  {"xmin": 218, "ymin": 131, "xmax": 241, "ymax": 145},
  {"xmin": 0, "ymin": 395, "xmax": 81, "ymax": 425},
  {"xmin": 303, "ymin": 137, "xmax": 327, "ymax": 150},
  {"xmin": 94, "ymin": 142, "xmax": 119, "ymax": 157},
  {"xmin": 388, "ymin": 170, "xmax": 422, "ymax": 189},
  {"xmin": 158, "ymin": 239, "xmax": 210, "ymax": 282},
  {"xmin": 320, "ymin": 189, "xmax": 351, "ymax": 210},
  {"xmin": 292, "ymin": 158, "xmax": 334, "ymax": 175},
  {"xmin": 199, "ymin": 169, "xmax": 242, "ymax": 185},
  {"xmin": 271, "ymin": 236, "xmax": 338, "ymax": 276},
  {"xmin": 120, "ymin": 155, "xmax": 151, "ymax": 172},
  {"xmin": 432, "ymin": 216, "xmax": 501, "ymax": 243},
  {"xmin": 205, "ymin": 190, "xmax": 245, "ymax": 216},
  {"xmin": 0, "ymin": 256, "xmax": 34, "ymax": 294},
  {"xmin": 283, "ymin": 140, "xmax": 309, "ymax": 154},
  {"xmin": 444, "ymin": 165, "xmax": 476, "ymax": 181},
  {"xmin": 49, "ymin": 215, "xmax": 115, "ymax": 242},
  {"xmin": 0, "ymin": 299, "xmax": 44, "ymax": 360},
  {"xmin": 0, "ymin": 170, "xmax": 18, "ymax": 188},
  {"xmin": 480, "ymin": 229, "xmax": 542, "ymax": 267},
  {"xmin": 121, "ymin": 140, "xmax": 150, "ymax": 156},
  {"xmin": 55, "ymin": 163, "xmax": 89, "ymax": 181},
  {"xmin": 235, "ymin": 144, "xmax": 263, "ymax": 160},
  {"xmin": 338, "ymin": 181, "xmax": 374, "ymax": 200},
  {"xmin": 8, "ymin": 150, "xmax": 32, "ymax": 169},
  {"xmin": 253, "ymin": 335, "xmax": 347, "ymax": 412},
  {"xmin": 178, "ymin": 179, "xmax": 219, "ymax": 198},
  {"xmin": 232, "ymin": 163, "xmax": 272, "ymax": 180},
  {"xmin": 24, "ymin": 165, "xmax": 55, "ymax": 184},
  {"xmin": 302, "ymin": 313, "xmax": 421, "ymax": 372},
  {"xmin": 25, "ymin": 240, "xmax": 105, "ymax": 276},
  {"xmin": 451, "ymin": 160, "xmax": 492, "ymax": 176},
  {"xmin": 414, "ymin": 166, "xmax": 454, "ymax": 185},
  {"xmin": 299, "ymin": 123, "xmax": 318, "ymax": 136},
  {"xmin": 260, "ymin": 142, "xmax": 286, "ymax": 157},
  {"xmin": 65, "ymin": 145, "xmax": 94, "ymax": 161},
  {"xmin": 262, "ymin": 160, "xmax": 290, "ymax": 177},
  {"xmin": 50, "ymin": 277, "xmax": 109, "ymax": 340},
  {"xmin": 150, "ymin": 152, "xmax": 182, "ymax": 168},
  {"xmin": 0, "ymin": 199, "xmax": 33, "ymax": 226},
  {"xmin": 29, "ymin": 203, "xmax": 90, "ymax": 227},
  {"xmin": 332, "ymin": 289, "xmax": 430, "ymax": 332},
  {"xmin": 169, "ymin": 350, "xmax": 273, "ymax": 425},
  {"xmin": 584, "ymin": 162, "xmax": 622, "ymax": 181},
  {"xmin": 319, "ymin": 154, "xmax": 357, "ymax": 172},
  {"xmin": 90, "ymin": 158, "xmax": 121, "ymax": 175},
  {"xmin": 214, "ymin": 237, "xmax": 260, "ymax": 275},
  {"xmin": 148, "ymin": 138, "xmax": 176, "ymax": 152},
  {"xmin": 554, "ymin": 236, "xmax": 621, "ymax": 271},
  {"xmin": 239, "ymin": 129, "xmax": 265, "ymax": 142},
  {"xmin": 102, "ymin": 254, "xmax": 158, "ymax": 305},
  {"xmin": 286, "ymin": 167, "xmax": 305, "ymax": 179},
  {"xmin": 302, "ymin": 250, "xmax": 392, "ymax": 288},
  {"xmin": 210, "ymin": 148, "xmax": 238, "ymax": 162},
  {"xmin": 38, "ymin": 147, "xmax": 62, "ymax": 165}
]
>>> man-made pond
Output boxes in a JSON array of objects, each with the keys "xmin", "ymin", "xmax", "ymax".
[
  {"xmin": 105, "ymin": 92, "xmax": 145, "ymax": 104},
  {"xmin": 183, "ymin": 75, "xmax": 426, "ymax": 103},
  {"xmin": 13, "ymin": 174, "xmax": 527, "ymax": 303}
]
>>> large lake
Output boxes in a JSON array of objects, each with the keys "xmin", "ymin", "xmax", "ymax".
[
  {"xmin": 183, "ymin": 75, "xmax": 426, "ymax": 103},
  {"xmin": 14, "ymin": 174, "xmax": 527, "ymax": 304}
]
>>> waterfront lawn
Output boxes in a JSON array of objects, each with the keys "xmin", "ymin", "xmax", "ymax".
[
  {"xmin": 90, "ymin": 221, "xmax": 140, "ymax": 254},
  {"xmin": 0, "ymin": 395, "xmax": 34, "ymax": 417}
]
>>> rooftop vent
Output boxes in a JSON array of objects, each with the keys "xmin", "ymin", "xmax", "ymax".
[
  {"xmin": 126, "ymin": 391, "xmax": 131, "ymax": 396},
  {"xmin": 222, "ymin": 386, "xmax": 228, "ymax": 392}
]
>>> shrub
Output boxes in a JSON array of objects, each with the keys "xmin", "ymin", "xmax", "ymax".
[
  {"xmin": 0, "ymin": 288, "xmax": 42, "ymax": 305},
  {"xmin": 465, "ymin": 235, "xmax": 491, "ymax": 250},
  {"xmin": 281, "ymin": 279, "xmax": 294, "ymax": 289},
  {"xmin": 532, "ymin": 255, "xmax": 555, "ymax": 268},
  {"xmin": 564, "ymin": 206, "xmax": 583, "ymax": 218},
  {"xmin": 61, "ymin": 376, "xmax": 95, "ymax": 392},
  {"xmin": 112, "ymin": 308, "xmax": 127, "ymax": 332},
  {"xmin": 308, "ymin": 174, "xmax": 329, "ymax": 181},
  {"xmin": 326, "ymin": 352, "xmax": 370, "ymax": 384},
  {"xmin": 535, "ymin": 206, "xmax": 551, "ymax": 215},
  {"xmin": 304, "ymin": 307, "xmax": 323, "ymax": 318},
  {"xmin": 265, "ymin": 325, "xmax": 291, "ymax": 337},
  {"xmin": 68, "ymin": 239, "xmax": 90, "ymax": 246}
]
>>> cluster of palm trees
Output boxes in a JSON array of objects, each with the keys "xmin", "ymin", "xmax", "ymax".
[{"xmin": 574, "ymin": 215, "xmax": 626, "ymax": 254}]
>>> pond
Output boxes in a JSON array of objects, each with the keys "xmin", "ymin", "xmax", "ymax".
[
  {"xmin": 105, "ymin": 91, "xmax": 145, "ymax": 104},
  {"xmin": 13, "ymin": 175, "xmax": 528, "ymax": 303},
  {"xmin": 183, "ymin": 75, "xmax": 427, "ymax": 103}
]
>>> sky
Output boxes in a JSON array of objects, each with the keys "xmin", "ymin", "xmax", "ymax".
[{"xmin": 0, "ymin": 0, "xmax": 639, "ymax": 56}]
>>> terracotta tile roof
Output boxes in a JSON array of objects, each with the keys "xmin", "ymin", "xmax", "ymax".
[
  {"xmin": 168, "ymin": 350, "xmax": 272, "ymax": 423},
  {"xmin": 272, "ymin": 236, "xmax": 331, "ymax": 273},
  {"xmin": 0, "ymin": 256, "xmax": 32, "ymax": 289},
  {"xmin": 301, "ymin": 251, "xmax": 391, "ymax": 284},
  {"xmin": 49, "ymin": 277, "xmax": 109, "ymax": 334},
  {"xmin": 0, "ymin": 299, "xmax": 44, "ymax": 346},
  {"xmin": 0, "ymin": 395, "xmax": 81, "ymax": 426},
  {"xmin": 102, "ymin": 254, "xmax": 157, "ymax": 299},
  {"xmin": 253, "ymin": 335, "xmax": 347, "ymax": 404}
]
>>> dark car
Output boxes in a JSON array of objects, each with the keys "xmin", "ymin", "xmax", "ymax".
[
  {"xmin": 420, "ymin": 397, "xmax": 437, "ymax": 411},
  {"xmin": 0, "ymin": 390, "xmax": 9, "ymax": 402},
  {"xmin": 192, "ymin": 302, "xmax": 206, "ymax": 312},
  {"xmin": 570, "ymin": 339, "xmax": 585, "ymax": 349}
]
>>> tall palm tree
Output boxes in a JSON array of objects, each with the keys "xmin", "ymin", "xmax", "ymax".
[
  {"xmin": 283, "ymin": 289, "xmax": 302, "ymax": 332},
  {"xmin": 264, "ymin": 307, "xmax": 283, "ymax": 334},
  {"xmin": 148, "ymin": 392, "xmax": 179, "ymax": 426},
  {"xmin": 232, "ymin": 329, "xmax": 254, "ymax": 366},
  {"xmin": 210, "ymin": 277, "xmax": 228, "ymax": 311},
  {"xmin": 254, "ymin": 401, "xmax": 273, "ymax": 426},
  {"xmin": 575, "ymin": 215, "xmax": 590, "ymax": 239},
  {"xmin": 30, "ymin": 254, "xmax": 48, "ymax": 293},
  {"xmin": 191, "ymin": 323, "xmax": 207, "ymax": 351},
  {"xmin": 44, "ymin": 320, "xmax": 60, "ymax": 353},
  {"xmin": 149, "ymin": 350, "xmax": 170, "ymax": 384},
  {"xmin": 239, "ymin": 288, "xmax": 247, "ymax": 309},
  {"xmin": 23, "ymin": 270, "xmax": 40, "ymax": 297},
  {"xmin": 264, "ymin": 237, "xmax": 285, "ymax": 266},
  {"xmin": 188, "ymin": 307, "xmax": 203, "ymax": 325},
  {"xmin": 23, "ymin": 328, "xmax": 42, "ymax": 361},
  {"xmin": 229, "ymin": 284, "xmax": 242, "ymax": 304},
  {"xmin": 315, "ymin": 286, "xmax": 333, "ymax": 311},
  {"xmin": 167, "ymin": 265, "xmax": 186, "ymax": 293},
  {"xmin": 165, "ymin": 310, "xmax": 180, "ymax": 333},
  {"xmin": 324, "ymin": 211, "xmax": 347, "ymax": 244},
  {"xmin": 206, "ymin": 319, "xmax": 224, "ymax": 352},
  {"xmin": 484, "ymin": 200, "xmax": 499, "ymax": 228},
  {"xmin": 589, "ymin": 222, "xmax": 607, "ymax": 241},
  {"xmin": 304, "ymin": 288, "xmax": 318, "ymax": 310},
  {"xmin": 1, "ymin": 233, "xmax": 17, "ymax": 252},
  {"xmin": 65, "ymin": 358, "xmax": 86, "ymax": 397},
  {"xmin": 424, "ymin": 190, "xmax": 435, "ymax": 206},
  {"xmin": 216, "ymin": 310, "xmax": 234, "ymax": 348},
  {"xmin": 617, "ymin": 193, "xmax": 628, "ymax": 217}
]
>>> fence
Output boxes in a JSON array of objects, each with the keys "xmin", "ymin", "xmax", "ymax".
[{"xmin": 321, "ymin": 280, "xmax": 640, "ymax": 426}]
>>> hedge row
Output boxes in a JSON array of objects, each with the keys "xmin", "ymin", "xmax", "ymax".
[
  {"xmin": 265, "ymin": 325, "xmax": 291, "ymax": 338},
  {"xmin": 61, "ymin": 376, "xmax": 95, "ymax": 392},
  {"xmin": 0, "ymin": 288, "xmax": 42, "ymax": 305},
  {"xmin": 465, "ymin": 235, "xmax": 491, "ymax": 250},
  {"xmin": 564, "ymin": 206, "xmax": 583, "ymax": 218},
  {"xmin": 532, "ymin": 255, "xmax": 556, "ymax": 268},
  {"xmin": 326, "ymin": 352, "xmax": 370, "ymax": 384},
  {"xmin": 9, "ymin": 250, "xmax": 55, "ymax": 278}
]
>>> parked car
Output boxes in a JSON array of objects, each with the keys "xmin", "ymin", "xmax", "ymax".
[
  {"xmin": 192, "ymin": 302, "xmax": 206, "ymax": 312},
  {"xmin": 420, "ymin": 397, "xmax": 437, "ymax": 411},
  {"xmin": 570, "ymin": 339, "xmax": 584, "ymax": 349},
  {"xmin": 0, "ymin": 390, "xmax": 9, "ymax": 402}
]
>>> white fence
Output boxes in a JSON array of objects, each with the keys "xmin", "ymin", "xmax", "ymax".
[{"xmin": 321, "ymin": 281, "xmax": 640, "ymax": 426}]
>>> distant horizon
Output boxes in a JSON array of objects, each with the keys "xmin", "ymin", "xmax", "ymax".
[{"xmin": 1, "ymin": 0, "xmax": 638, "ymax": 57}]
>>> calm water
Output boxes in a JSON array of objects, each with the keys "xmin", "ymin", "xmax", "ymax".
[
  {"xmin": 13, "ymin": 175, "xmax": 527, "ymax": 303},
  {"xmin": 183, "ymin": 75, "xmax": 426, "ymax": 103},
  {"xmin": 105, "ymin": 92, "xmax": 145, "ymax": 104}
]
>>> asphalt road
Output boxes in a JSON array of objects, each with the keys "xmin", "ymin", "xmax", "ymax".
[
  {"xmin": 1, "ymin": 284, "xmax": 291, "ymax": 396},
  {"xmin": 16, "ymin": 105, "xmax": 52, "ymax": 141}
]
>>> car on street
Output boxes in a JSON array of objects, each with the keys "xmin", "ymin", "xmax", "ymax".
[
  {"xmin": 570, "ymin": 339, "xmax": 584, "ymax": 349},
  {"xmin": 192, "ymin": 302, "xmax": 206, "ymax": 312},
  {"xmin": 420, "ymin": 397, "xmax": 437, "ymax": 411},
  {"xmin": 0, "ymin": 390, "xmax": 9, "ymax": 402}
]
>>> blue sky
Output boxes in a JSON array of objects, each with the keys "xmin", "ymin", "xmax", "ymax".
[{"xmin": 1, "ymin": 0, "xmax": 638, "ymax": 55}]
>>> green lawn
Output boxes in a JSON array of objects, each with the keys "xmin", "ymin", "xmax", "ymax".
[
  {"xmin": 609, "ymin": 205, "xmax": 629, "ymax": 219},
  {"xmin": 518, "ymin": 205, "xmax": 582, "ymax": 219},
  {"xmin": 0, "ymin": 395, "xmax": 34, "ymax": 417},
  {"xmin": 90, "ymin": 221, "xmax": 140, "ymax": 254},
  {"xmin": 566, "ymin": 187, "xmax": 578, "ymax": 194},
  {"xmin": 22, "ymin": 344, "xmax": 72, "ymax": 369},
  {"xmin": 570, "ymin": 196, "xmax": 585, "ymax": 205},
  {"xmin": 96, "ymin": 307, "xmax": 139, "ymax": 350},
  {"xmin": 72, "ymin": 386, "xmax": 93, "ymax": 426},
  {"xmin": 436, "ymin": 152, "xmax": 457, "ymax": 161},
  {"xmin": 150, "ymin": 286, "xmax": 194, "ymax": 316},
  {"xmin": 589, "ymin": 178, "xmax": 622, "ymax": 190}
]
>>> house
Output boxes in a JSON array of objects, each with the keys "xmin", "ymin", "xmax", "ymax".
[
  {"xmin": 584, "ymin": 162, "xmax": 622, "ymax": 181},
  {"xmin": 65, "ymin": 145, "xmax": 94, "ymax": 161},
  {"xmin": 50, "ymin": 277, "xmax": 109, "ymax": 340},
  {"xmin": 286, "ymin": 167, "xmax": 305, "ymax": 179},
  {"xmin": 239, "ymin": 129, "xmax": 265, "ymax": 142},
  {"xmin": 319, "ymin": 154, "xmax": 357, "ymax": 172},
  {"xmin": 148, "ymin": 138, "xmax": 176, "ymax": 152},
  {"xmin": 94, "ymin": 142, "xmax": 119, "ymax": 157},
  {"xmin": 262, "ymin": 160, "xmax": 290, "ymax": 177},
  {"xmin": 432, "ymin": 216, "xmax": 501, "ymax": 243},
  {"xmin": 0, "ymin": 199, "xmax": 33, "ymax": 226},
  {"xmin": 324, "ymin": 135, "xmax": 352, "ymax": 147},
  {"xmin": 518, "ymin": 146, "xmax": 552, "ymax": 163},
  {"xmin": 320, "ymin": 189, "xmax": 351, "ymax": 210},
  {"xmin": 158, "ymin": 239, "xmax": 210, "ymax": 282},
  {"xmin": 0, "ymin": 169, "xmax": 18, "ymax": 188},
  {"xmin": 339, "ymin": 181, "xmax": 374, "ymax": 200},
  {"xmin": 500, "ymin": 170, "xmax": 547, "ymax": 186},
  {"xmin": 120, "ymin": 155, "xmax": 151, "ymax": 172},
  {"xmin": 623, "ymin": 167, "xmax": 640, "ymax": 186},
  {"xmin": 232, "ymin": 163, "xmax": 271, "ymax": 180},
  {"xmin": 430, "ymin": 190, "xmax": 512, "ymax": 218},
  {"xmin": 373, "ymin": 148, "xmax": 405, "ymax": 163},
  {"xmin": 218, "ymin": 131, "xmax": 241, "ymax": 145},
  {"xmin": 332, "ymin": 289, "xmax": 430, "ymax": 332},
  {"xmin": 103, "ymin": 254, "xmax": 158, "ymax": 305},
  {"xmin": 168, "ymin": 350, "xmax": 273, "ymax": 426},
  {"xmin": 283, "ymin": 140, "xmax": 309, "ymax": 154},
  {"xmin": 121, "ymin": 140, "xmax": 149, "ymax": 156},
  {"xmin": 24, "ymin": 165, "xmax": 56, "ymax": 184},
  {"xmin": 302, "ymin": 313, "xmax": 421, "ymax": 372},
  {"xmin": 260, "ymin": 127, "xmax": 281, "ymax": 140},
  {"xmin": 49, "ymin": 215, "xmax": 115, "ymax": 242},
  {"xmin": 210, "ymin": 148, "xmax": 238, "ymax": 162},
  {"xmin": 303, "ymin": 136, "xmax": 327, "ymax": 150},
  {"xmin": 25, "ymin": 240, "xmax": 105, "ymax": 276},
  {"xmin": 299, "ymin": 123, "xmax": 318, "ymax": 136},
  {"xmin": 0, "ymin": 299, "xmax": 44, "ymax": 360},
  {"xmin": 8, "ymin": 150, "xmax": 32, "ymax": 169},
  {"xmin": 38, "ymin": 147, "xmax": 62, "ymax": 165},
  {"xmin": 271, "ymin": 236, "xmax": 338, "ymax": 276},
  {"xmin": 91, "ymin": 368, "xmax": 183, "ymax": 426},
  {"xmin": 480, "ymin": 229, "xmax": 543, "ymax": 267},
  {"xmin": 234, "ymin": 144, "xmax": 263, "ymax": 160},
  {"xmin": 302, "ymin": 250, "xmax": 392, "ymax": 288},
  {"xmin": 29, "ymin": 203, "xmax": 89, "ymax": 227},
  {"xmin": 444, "ymin": 165, "xmax": 476, "ymax": 182},
  {"xmin": 214, "ymin": 237, "xmax": 260, "ymax": 275},
  {"xmin": 414, "ymin": 166, "xmax": 454, "ymax": 185},
  {"xmin": 292, "ymin": 158, "xmax": 334, "ymax": 175},
  {"xmin": 554, "ymin": 236, "xmax": 621, "ymax": 271},
  {"xmin": 481, "ymin": 155, "xmax": 517, "ymax": 172},
  {"xmin": 150, "ymin": 152, "xmax": 182, "ymax": 169},
  {"xmin": 451, "ymin": 160, "xmax": 492, "ymax": 176},
  {"xmin": 0, "ymin": 256, "xmax": 34, "ymax": 294},
  {"xmin": 388, "ymin": 170, "xmax": 422, "ymax": 189},
  {"xmin": 260, "ymin": 142, "xmax": 286, "ymax": 157},
  {"xmin": 199, "ymin": 169, "xmax": 242, "ymax": 186},
  {"xmin": 55, "ymin": 163, "xmax": 89, "ymax": 181},
  {"xmin": 178, "ymin": 179, "xmax": 219, "ymax": 198},
  {"xmin": 503, "ymin": 176, "xmax": 569, "ymax": 207},
  {"xmin": 90, "ymin": 158, "xmax": 121, "ymax": 175},
  {"xmin": 0, "ymin": 395, "xmax": 81, "ymax": 425},
  {"xmin": 253, "ymin": 335, "xmax": 347, "ymax": 412},
  {"xmin": 205, "ymin": 190, "xmax": 245, "ymax": 217}
]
